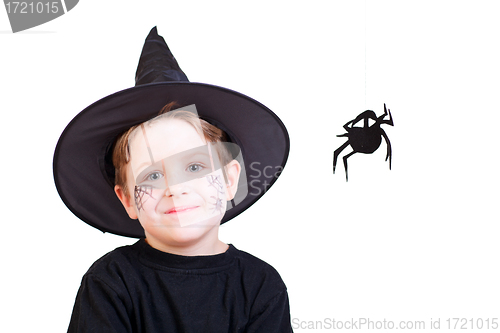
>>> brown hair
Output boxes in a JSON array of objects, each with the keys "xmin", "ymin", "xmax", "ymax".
[{"xmin": 112, "ymin": 102, "xmax": 233, "ymax": 197}]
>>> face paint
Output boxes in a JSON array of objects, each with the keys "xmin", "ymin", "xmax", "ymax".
[
  {"xmin": 134, "ymin": 185, "xmax": 153, "ymax": 211},
  {"xmin": 206, "ymin": 174, "xmax": 225, "ymax": 214},
  {"xmin": 206, "ymin": 174, "xmax": 224, "ymax": 194}
]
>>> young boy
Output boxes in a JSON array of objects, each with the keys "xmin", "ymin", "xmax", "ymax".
[{"xmin": 54, "ymin": 28, "xmax": 292, "ymax": 332}]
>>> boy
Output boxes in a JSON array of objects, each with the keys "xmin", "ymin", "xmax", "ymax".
[
  {"xmin": 54, "ymin": 28, "xmax": 292, "ymax": 332},
  {"xmin": 113, "ymin": 104, "xmax": 243, "ymax": 254}
]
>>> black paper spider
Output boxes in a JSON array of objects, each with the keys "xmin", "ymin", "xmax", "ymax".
[{"xmin": 333, "ymin": 104, "xmax": 394, "ymax": 181}]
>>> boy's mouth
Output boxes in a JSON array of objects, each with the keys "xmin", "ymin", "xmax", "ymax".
[{"xmin": 165, "ymin": 206, "xmax": 199, "ymax": 214}]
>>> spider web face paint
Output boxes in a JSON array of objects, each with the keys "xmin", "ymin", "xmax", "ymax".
[
  {"xmin": 206, "ymin": 174, "xmax": 224, "ymax": 193},
  {"xmin": 134, "ymin": 185, "xmax": 153, "ymax": 211}
]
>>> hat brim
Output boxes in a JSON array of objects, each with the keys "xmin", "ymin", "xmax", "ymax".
[{"xmin": 53, "ymin": 82, "xmax": 289, "ymax": 238}]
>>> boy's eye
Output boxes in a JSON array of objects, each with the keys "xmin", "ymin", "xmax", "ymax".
[
  {"xmin": 187, "ymin": 163, "xmax": 204, "ymax": 173},
  {"xmin": 146, "ymin": 171, "xmax": 164, "ymax": 181}
]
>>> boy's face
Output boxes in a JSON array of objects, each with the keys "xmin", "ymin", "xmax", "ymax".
[{"xmin": 119, "ymin": 118, "xmax": 239, "ymax": 248}]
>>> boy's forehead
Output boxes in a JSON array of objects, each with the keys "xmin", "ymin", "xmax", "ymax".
[
  {"xmin": 130, "ymin": 105, "xmax": 205, "ymax": 154},
  {"xmin": 129, "ymin": 118, "xmax": 206, "ymax": 166}
]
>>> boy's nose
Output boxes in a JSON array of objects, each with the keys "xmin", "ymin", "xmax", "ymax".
[{"xmin": 164, "ymin": 181, "xmax": 189, "ymax": 197}]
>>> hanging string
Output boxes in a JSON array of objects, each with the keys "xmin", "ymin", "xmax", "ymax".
[{"xmin": 364, "ymin": 0, "xmax": 367, "ymax": 108}]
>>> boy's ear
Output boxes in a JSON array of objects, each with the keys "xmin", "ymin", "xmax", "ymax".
[
  {"xmin": 224, "ymin": 160, "xmax": 241, "ymax": 201},
  {"xmin": 114, "ymin": 185, "xmax": 138, "ymax": 220}
]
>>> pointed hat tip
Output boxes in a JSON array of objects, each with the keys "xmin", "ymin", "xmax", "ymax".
[
  {"xmin": 147, "ymin": 26, "xmax": 159, "ymax": 39},
  {"xmin": 135, "ymin": 26, "xmax": 189, "ymax": 85}
]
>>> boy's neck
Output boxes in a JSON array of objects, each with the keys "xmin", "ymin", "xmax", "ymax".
[{"xmin": 144, "ymin": 236, "xmax": 229, "ymax": 256}]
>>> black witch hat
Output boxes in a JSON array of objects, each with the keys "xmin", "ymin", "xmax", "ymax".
[{"xmin": 53, "ymin": 27, "xmax": 290, "ymax": 238}]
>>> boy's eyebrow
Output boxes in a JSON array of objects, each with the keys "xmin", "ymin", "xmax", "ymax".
[{"xmin": 178, "ymin": 151, "xmax": 211, "ymax": 161}]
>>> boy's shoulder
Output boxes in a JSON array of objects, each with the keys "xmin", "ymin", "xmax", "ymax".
[
  {"xmin": 229, "ymin": 245, "xmax": 288, "ymax": 296},
  {"xmin": 81, "ymin": 242, "xmax": 141, "ymax": 284},
  {"xmin": 230, "ymin": 245, "xmax": 284, "ymax": 279}
]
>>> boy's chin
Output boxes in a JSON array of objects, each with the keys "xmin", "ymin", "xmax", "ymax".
[{"xmin": 142, "ymin": 213, "xmax": 224, "ymax": 247}]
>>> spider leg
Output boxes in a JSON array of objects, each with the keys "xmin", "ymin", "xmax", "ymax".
[
  {"xmin": 343, "ymin": 151, "xmax": 356, "ymax": 181},
  {"xmin": 381, "ymin": 104, "xmax": 394, "ymax": 126},
  {"xmin": 333, "ymin": 141, "xmax": 350, "ymax": 174},
  {"xmin": 381, "ymin": 129, "xmax": 392, "ymax": 169}
]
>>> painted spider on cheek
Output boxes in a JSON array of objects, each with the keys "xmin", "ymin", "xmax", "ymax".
[
  {"xmin": 206, "ymin": 174, "xmax": 225, "ymax": 213},
  {"xmin": 210, "ymin": 196, "xmax": 224, "ymax": 214}
]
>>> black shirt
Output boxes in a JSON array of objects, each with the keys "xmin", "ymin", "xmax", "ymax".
[{"xmin": 68, "ymin": 240, "xmax": 292, "ymax": 332}]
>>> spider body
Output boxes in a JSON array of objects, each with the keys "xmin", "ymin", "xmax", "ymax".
[{"xmin": 333, "ymin": 104, "xmax": 394, "ymax": 181}]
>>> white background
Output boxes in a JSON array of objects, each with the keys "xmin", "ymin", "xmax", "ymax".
[{"xmin": 1, "ymin": 1, "xmax": 499, "ymax": 332}]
